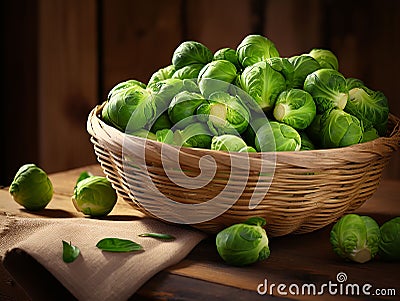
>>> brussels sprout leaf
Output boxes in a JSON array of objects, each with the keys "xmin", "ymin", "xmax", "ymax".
[
  {"xmin": 96, "ymin": 238, "xmax": 143, "ymax": 252},
  {"xmin": 76, "ymin": 171, "xmax": 93, "ymax": 185},
  {"xmin": 62, "ymin": 240, "xmax": 80, "ymax": 263}
]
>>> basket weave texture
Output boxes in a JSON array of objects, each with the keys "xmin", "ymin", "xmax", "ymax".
[{"xmin": 87, "ymin": 104, "xmax": 400, "ymax": 236}]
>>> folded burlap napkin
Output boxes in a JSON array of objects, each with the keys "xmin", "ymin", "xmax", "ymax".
[{"xmin": 0, "ymin": 213, "xmax": 206, "ymax": 301}]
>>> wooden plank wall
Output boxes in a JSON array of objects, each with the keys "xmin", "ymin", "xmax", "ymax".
[{"xmin": 1, "ymin": 0, "xmax": 399, "ymax": 186}]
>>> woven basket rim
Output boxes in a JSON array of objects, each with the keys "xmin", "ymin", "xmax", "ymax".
[{"xmin": 87, "ymin": 104, "xmax": 400, "ymax": 160}]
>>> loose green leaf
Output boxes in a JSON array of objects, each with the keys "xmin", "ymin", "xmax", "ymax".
[
  {"xmin": 96, "ymin": 238, "xmax": 143, "ymax": 252},
  {"xmin": 138, "ymin": 233, "xmax": 176, "ymax": 240},
  {"xmin": 62, "ymin": 240, "xmax": 80, "ymax": 263}
]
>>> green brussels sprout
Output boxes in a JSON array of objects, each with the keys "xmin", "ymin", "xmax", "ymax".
[
  {"xmin": 213, "ymin": 47, "xmax": 241, "ymax": 70},
  {"xmin": 361, "ymin": 126, "xmax": 379, "ymax": 143},
  {"xmin": 236, "ymin": 34, "xmax": 280, "ymax": 68},
  {"xmin": 255, "ymin": 121, "xmax": 301, "ymax": 152},
  {"xmin": 378, "ymin": 217, "xmax": 400, "ymax": 261},
  {"xmin": 330, "ymin": 214, "xmax": 381, "ymax": 263},
  {"xmin": 197, "ymin": 91, "xmax": 250, "ymax": 135},
  {"xmin": 72, "ymin": 176, "xmax": 117, "ymax": 217},
  {"xmin": 238, "ymin": 61, "xmax": 286, "ymax": 112},
  {"xmin": 320, "ymin": 109, "xmax": 363, "ymax": 148},
  {"xmin": 147, "ymin": 65, "xmax": 176, "ymax": 86},
  {"xmin": 273, "ymin": 89, "xmax": 316, "ymax": 130},
  {"xmin": 266, "ymin": 57, "xmax": 294, "ymax": 87},
  {"xmin": 242, "ymin": 116, "xmax": 269, "ymax": 148},
  {"xmin": 344, "ymin": 78, "xmax": 389, "ymax": 136},
  {"xmin": 102, "ymin": 80, "xmax": 150, "ymax": 131},
  {"xmin": 156, "ymin": 128, "xmax": 175, "ymax": 144},
  {"xmin": 198, "ymin": 60, "xmax": 238, "ymax": 98},
  {"xmin": 303, "ymin": 69, "xmax": 349, "ymax": 113},
  {"xmin": 168, "ymin": 91, "xmax": 206, "ymax": 128},
  {"xmin": 216, "ymin": 217, "xmax": 270, "ymax": 266},
  {"xmin": 174, "ymin": 123, "xmax": 212, "ymax": 149},
  {"xmin": 150, "ymin": 112, "xmax": 172, "ymax": 133},
  {"xmin": 172, "ymin": 63, "xmax": 204, "ymax": 80},
  {"xmin": 211, "ymin": 134, "xmax": 254, "ymax": 152},
  {"xmin": 106, "ymin": 79, "xmax": 146, "ymax": 101},
  {"xmin": 288, "ymin": 55, "xmax": 321, "ymax": 88},
  {"xmin": 309, "ymin": 48, "xmax": 339, "ymax": 70},
  {"xmin": 127, "ymin": 129, "xmax": 157, "ymax": 140},
  {"xmin": 128, "ymin": 79, "xmax": 185, "ymax": 132},
  {"xmin": 172, "ymin": 41, "xmax": 213, "ymax": 70},
  {"xmin": 299, "ymin": 131, "xmax": 315, "ymax": 150},
  {"xmin": 9, "ymin": 164, "xmax": 53, "ymax": 211}
]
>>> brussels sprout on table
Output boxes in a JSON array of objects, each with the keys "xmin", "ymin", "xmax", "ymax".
[
  {"xmin": 197, "ymin": 91, "xmax": 250, "ymax": 135},
  {"xmin": 216, "ymin": 217, "xmax": 270, "ymax": 266},
  {"xmin": 378, "ymin": 217, "xmax": 400, "ymax": 261},
  {"xmin": 9, "ymin": 164, "xmax": 53, "ymax": 211},
  {"xmin": 255, "ymin": 121, "xmax": 301, "ymax": 152},
  {"xmin": 273, "ymin": 88, "xmax": 316, "ymax": 130},
  {"xmin": 344, "ymin": 78, "xmax": 389, "ymax": 136},
  {"xmin": 303, "ymin": 69, "xmax": 349, "ymax": 113},
  {"xmin": 320, "ymin": 109, "xmax": 363, "ymax": 148},
  {"xmin": 211, "ymin": 134, "xmax": 256, "ymax": 152},
  {"xmin": 172, "ymin": 41, "xmax": 213, "ymax": 70},
  {"xmin": 72, "ymin": 176, "xmax": 117, "ymax": 217},
  {"xmin": 236, "ymin": 34, "xmax": 280, "ymax": 68},
  {"xmin": 238, "ymin": 61, "xmax": 286, "ymax": 112},
  {"xmin": 308, "ymin": 48, "xmax": 339, "ymax": 71},
  {"xmin": 330, "ymin": 214, "xmax": 381, "ymax": 263}
]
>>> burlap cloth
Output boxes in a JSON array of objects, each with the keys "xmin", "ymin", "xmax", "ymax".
[{"xmin": 0, "ymin": 213, "xmax": 206, "ymax": 300}]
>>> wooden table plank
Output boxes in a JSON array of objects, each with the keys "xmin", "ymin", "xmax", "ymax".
[{"xmin": 1, "ymin": 165, "xmax": 399, "ymax": 300}]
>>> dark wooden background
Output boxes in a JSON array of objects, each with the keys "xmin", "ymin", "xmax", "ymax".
[{"xmin": 1, "ymin": 0, "xmax": 400, "ymax": 185}]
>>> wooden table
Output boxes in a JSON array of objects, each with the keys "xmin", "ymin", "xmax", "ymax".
[{"xmin": 1, "ymin": 165, "xmax": 399, "ymax": 300}]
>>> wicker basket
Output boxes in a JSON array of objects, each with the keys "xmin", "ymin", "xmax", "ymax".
[{"xmin": 87, "ymin": 104, "xmax": 400, "ymax": 236}]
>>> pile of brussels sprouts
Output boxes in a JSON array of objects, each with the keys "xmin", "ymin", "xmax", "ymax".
[{"xmin": 101, "ymin": 34, "xmax": 390, "ymax": 152}]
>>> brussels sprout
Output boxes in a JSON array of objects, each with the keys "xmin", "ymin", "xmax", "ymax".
[
  {"xmin": 255, "ymin": 121, "xmax": 301, "ymax": 152},
  {"xmin": 150, "ymin": 112, "xmax": 172, "ymax": 133},
  {"xmin": 236, "ymin": 34, "xmax": 280, "ymax": 68},
  {"xmin": 156, "ymin": 128, "xmax": 174, "ymax": 144},
  {"xmin": 72, "ymin": 176, "xmax": 117, "ymax": 217},
  {"xmin": 344, "ymin": 78, "xmax": 389, "ymax": 136},
  {"xmin": 330, "ymin": 214, "xmax": 381, "ymax": 263},
  {"xmin": 102, "ymin": 80, "xmax": 150, "ymax": 131},
  {"xmin": 213, "ymin": 47, "xmax": 241, "ymax": 70},
  {"xmin": 174, "ymin": 123, "xmax": 212, "ymax": 149},
  {"xmin": 238, "ymin": 61, "xmax": 286, "ymax": 112},
  {"xmin": 273, "ymin": 89, "xmax": 316, "ymax": 130},
  {"xmin": 242, "ymin": 116, "xmax": 269, "ymax": 148},
  {"xmin": 320, "ymin": 109, "xmax": 363, "ymax": 148},
  {"xmin": 288, "ymin": 55, "xmax": 321, "ymax": 88},
  {"xmin": 361, "ymin": 127, "xmax": 379, "ymax": 143},
  {"xmin": 172, "ymin": 64, "xmax": 204, "ymax": 80},
  {"xmin": 266, "ymin": 57, "xmax": 294, "ymax": 86},
  {"xmin": 172, "ymin": 41, "xmax": 213, "ymax": 70},
  {"xmin": 9, "ymin": 164, "xmax": 53, "ymax": 211},
  {"xmin": 198, "ymin": 60, "xmax": 238, "ymax": 98},
  {"xmin": 106, "ymin": 79, "xmax": 146, "ymax": 101},
  {"xmin": 216, "ymin": 217, "xmax": 270, "ymax": 266},
  {"xmin": 378, "ymin": 217, "xmax": 400, "ymax": 261},
  {"xmin": 299, "ymin": 131, "xmax": 315, "ymax": 150},
  {"xmin": 305, "ymin": 114, "xmax": 322, "ymax": 147},
  {"xmin": 303, "ymin": 69, "xmax": 349, "ymax": 113},
  {"xmin": 147, "ymin": 65, "xmax": 176, "ymax": 86},
  {"xmin": 308, "ymin": 48, "xmax": 339, "ymax": 70},
  {"xmin": 197, "ymin": 91, "xmax": 250, "ymax": 135},
  {"xmin": 168, "ymin": 91, "xmax": 206, "ymax": 128},
  {"xmin": 211, "ymin": 134, "xmax": 254, "ymax": 152},
  {"xmin": 128, "ymin": 129, "xmax": 157, "ymax": 140}
]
